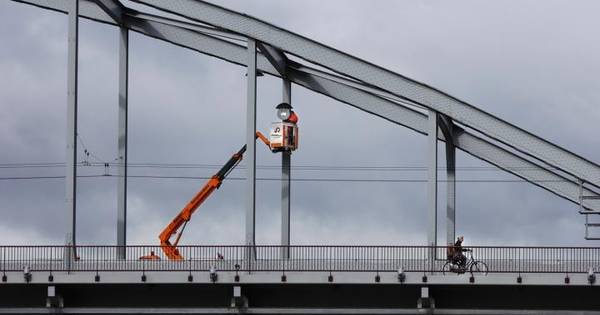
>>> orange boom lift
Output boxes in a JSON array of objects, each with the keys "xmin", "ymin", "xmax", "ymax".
[
  {"xmin": 142, "ymin": 132, "xmax": 271, "ymax": 260},
  {"xmin": 142, "ymin": 103, "xmax": 298, "ymax": 261}
]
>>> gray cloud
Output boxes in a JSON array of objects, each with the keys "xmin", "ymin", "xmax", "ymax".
[{"xmin": 1, "ymin": 0, "xmax": 599, "ymax": 247}]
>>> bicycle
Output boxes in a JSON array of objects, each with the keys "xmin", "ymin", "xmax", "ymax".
[{"xmin": 441, "ymin": 249, "xmax": 488, "ymax": 275}]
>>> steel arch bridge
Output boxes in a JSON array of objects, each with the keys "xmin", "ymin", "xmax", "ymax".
[{"xmin": 2, "ymin": 0, "xmax": 600, "ymax": 313}]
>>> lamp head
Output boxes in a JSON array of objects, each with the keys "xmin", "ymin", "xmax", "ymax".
[{"xmin": 276, "ymin": 102, "xmax": 293, "ymax": 121}]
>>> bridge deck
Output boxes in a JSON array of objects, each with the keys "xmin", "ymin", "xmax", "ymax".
[
  {"xmin": 2, "ymin": 258, "xmax": 597, "ymax": 273},
  {"xmin": 1, "ymin": 246, "xmax": 599, "ymax": 312}
]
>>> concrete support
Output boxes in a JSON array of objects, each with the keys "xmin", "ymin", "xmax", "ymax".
[
  {"xmin": 427, "ymin": 110, "xmax": 438, "ymax": 271},
  {"xmin": 281, "ymin": 79, "xmax": 291, "ymax": 259},
  {"xmin": 245, "ymin": 39, "xmax": 257, "ymax": 262},
  {"xmin": 116, "ymin": 27, "xmax": 128, "ymax": 259},
  {"xmin": 64, "ymin": 0, "xmax": 79, "ymax": 266}
]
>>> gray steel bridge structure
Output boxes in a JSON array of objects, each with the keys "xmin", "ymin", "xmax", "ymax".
[{"xmin": 3, "ymin": 0, "xmax": 600, "ymax": 313}]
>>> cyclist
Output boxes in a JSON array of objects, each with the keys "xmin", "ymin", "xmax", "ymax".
[{"xmin": 452, "ymin": 236, "xmax": 470, "ymax": 268}]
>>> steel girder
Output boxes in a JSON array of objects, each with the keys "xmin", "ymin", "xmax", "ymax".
[
  {"xmin": 12, "ymin": 0, "xmax": 115, "ymax": 25},
  {"xmin": 427, "ymin": 110, "xmax": 439, "ymax": 265},
  {"xmin": 64, "ymin": 0, "xmax": 79, "ymax": 264},
  {"xmin": 285, "ymin": 69, "xmax": 600, "ymax": 211},
  {"xmin": 256, "ymin": 42, "xmax": 288, "ymax": 76},
  {"xmin": 439, "ymin": 115, "xmax": 457, "ymax": 246},
  {"xmin": 91, "ymin": 0, "xmax": 124, "ymax": 24},
  {"xmin": 129, "ymin": 11, "xmax": 247, "ymax": 42},
  {"xmin": 245, "ymin": 39, "xmax": 258, "ymax": 257},
  {"xmin": 116, "ymin": 26, "xmax": 128, "ymax": 258},
  {"xmin": 10, "ymin": 0, "xmax": 600, "ymax": 211},
  {"xmin": 130, "ymin": 0, "xmax": 600, "ymax": 190},
  {"xmin": 281, "ymin": 79, "xmax": 292, "ymax": 258}
]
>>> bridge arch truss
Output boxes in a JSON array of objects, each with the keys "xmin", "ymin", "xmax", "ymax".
[{"xmin": 8, "ymin": 0, "xmax": 600, "ymax": 251}]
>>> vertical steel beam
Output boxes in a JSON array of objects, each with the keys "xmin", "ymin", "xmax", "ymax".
[
  {"xmin": 439, "ymin": 116, "xmax": 456, "ymax": 247},
  {"xmin": 427, "ymin": 110, "xmax": 438, "ymax": 271},
  {"xmin": 445, "ymin": 140, "xmax": 456, "ymax": 246},
  {"xmin": 281, "ymin": 79, "xmax": 291, "ymax": 259},
  {"xmin": 245, "ymin": 39, "xmax": 257, "ymax": 263},
  {"xmin": 116, "ymin": 27, "xmax": 128, "ymax": 260},
  {"xmin": 65, "ymin": 0, "xmax": 79, "ymax": 267}
]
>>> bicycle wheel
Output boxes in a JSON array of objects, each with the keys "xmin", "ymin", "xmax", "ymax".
[
  {"xmin": 470, "ymin": 261, "xmax": 488, "ymax": 275},
  {"xmin": 441, "ymin": 261, "xmax": 452, "ymax": 275}
]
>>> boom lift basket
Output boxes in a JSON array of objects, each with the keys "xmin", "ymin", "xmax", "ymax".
[{"xmin": 269, "ymin": 122, "xmax": 298, "ymax": 152}]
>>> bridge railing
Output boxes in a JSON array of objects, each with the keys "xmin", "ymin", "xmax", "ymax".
[{"xmin": 0, "ymin": 245, "xmax": 598, "ymax": 274}]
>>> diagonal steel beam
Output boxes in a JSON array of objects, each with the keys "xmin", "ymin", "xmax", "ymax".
[
  {"xmin": 257, "ymin": 42, "xmax": 287, "ymax": 76},
  {"xmin": 10, "ymin": 0, "xmax": 600, "ymax": 212},
  {"xmin": 92, "ymin": 0, "xmax": 123, "ymax": 24},
  {"xmin": 132, "ymin": 0, "xmax": 600, "ymax": 189},
  {"xmin": 129, "ymin": 11, "xmax": 246, "ymax": 42}
]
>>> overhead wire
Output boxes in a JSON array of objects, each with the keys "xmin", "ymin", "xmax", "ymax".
[
  {"xmin": 0, "ymin": 132, "xmax": 571, "ymax": 184},
  {"xmin": 0, "ymin": 173, "xmax": 576, "ymax": 183},
  {"xmin": 0, "ymin": 162, "xmax": 564, "ymax": 172}
]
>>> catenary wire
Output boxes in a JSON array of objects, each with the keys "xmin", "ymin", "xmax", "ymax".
[
  {"xmin": 0, "ymin": 174, "xmax": 576, "ymax": 183},
  {"xmin": 0, "ymin": 162, "xmax": 564, "ymax": 172}
]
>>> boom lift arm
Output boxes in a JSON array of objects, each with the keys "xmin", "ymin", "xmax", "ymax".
[{"xmin": 154, "ymin": 132, "xmax": 270, "ymax": 260}]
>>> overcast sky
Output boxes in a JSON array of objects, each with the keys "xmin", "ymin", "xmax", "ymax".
[{"xmin": 1, "ymin": 0, "xmax": 599, "ymax": 247}]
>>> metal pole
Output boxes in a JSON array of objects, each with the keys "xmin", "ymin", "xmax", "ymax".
[
  {"xmin": 117, "ymin": 27, "xmax": 129, "ymax": 260},
  {"xmin": 445, "ymin": 140, "xmax": 456, "ymax": 247},
  {"xmin": 245, "ymin": 39, "xmax": 257, "ymax": 263},
  {"xmin": 65, "ymin": 0, "xmax": 79, "ymax": 268},
  {"xmin": 427, "ymin": 110, "xmax": 438, "ymax": 272},
  {"xmin": 281, "ymin": 79, "xmax": 291, "ymax": 259}
]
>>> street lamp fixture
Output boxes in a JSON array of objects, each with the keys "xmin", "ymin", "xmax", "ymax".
[{"xmin": 276, "ymin": 102, "xmax": 293, "ymax": 121}]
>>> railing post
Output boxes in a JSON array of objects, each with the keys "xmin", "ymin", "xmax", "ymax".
[
  {"xmin": 376, "ymin": 246, "xmax": 380, "ymax": 273},
  {"xmin": 2, "ymin": 247, "xmax": 5, "ymax": 277},
  {"xmin": 518, "ymin": 247, "xmax": 521, "ymax": 275}
]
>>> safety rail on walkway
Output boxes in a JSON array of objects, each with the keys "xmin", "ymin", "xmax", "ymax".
[{"xmin": 1, "ymin": 245, "xmax": 599, "ymax": 274}]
